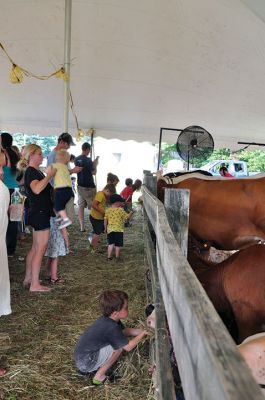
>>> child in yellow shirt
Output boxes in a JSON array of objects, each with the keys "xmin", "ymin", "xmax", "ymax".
[
  {"xmin": 104, "ymin": 194, "xmax": 133, "ymax": 260},
  {"xmin": 90, "ymin": 184, "xmax": 116, "ymax": 253},
  {"xmin": 53, "ymin": 149, "xmax": 74, "ymax": 229}
]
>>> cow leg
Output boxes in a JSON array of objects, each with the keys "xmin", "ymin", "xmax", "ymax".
[{"xmin": 233, "ymin": 236, "xmax": 265, "ymax": 250}]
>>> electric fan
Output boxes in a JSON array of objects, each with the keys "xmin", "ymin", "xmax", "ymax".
[{"xmin": 176, "ymin": 125, "xmax": 214, "ymax": 169}]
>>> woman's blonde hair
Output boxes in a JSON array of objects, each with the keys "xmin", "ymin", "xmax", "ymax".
[{"xmin": 17, "ymin": 144, "xmax": 41, "ymax": 171}]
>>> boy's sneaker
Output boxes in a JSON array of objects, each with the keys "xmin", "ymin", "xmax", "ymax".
[
  {"xmin": 55, "ymin": 216, "xmax": 63, "ymax": 223},
  {"xmin": 87, "ymin": 234, "xmax": 93, "ymax": 244},
  {"xmin": 58, "ymin": 218, "xmax": 72, "ymax": 229}
]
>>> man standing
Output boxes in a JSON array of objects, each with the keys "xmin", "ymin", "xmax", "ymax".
[
  {"xmin": 47, "ymin": 132, "xmax": 75, "ymax": 165},
  {"xmin": 75, "ymin": 142, "xmax": 97, "ymax": 232}
]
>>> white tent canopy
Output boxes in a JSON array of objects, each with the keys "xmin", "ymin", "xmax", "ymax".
[{"xmin": 1, "ymin": 0, "xmax": 265, "ymax": 149}]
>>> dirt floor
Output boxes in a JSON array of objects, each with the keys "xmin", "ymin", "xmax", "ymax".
[{"xmin": 0, "ymin": 208, "xmax": 152, "ymax": 400}]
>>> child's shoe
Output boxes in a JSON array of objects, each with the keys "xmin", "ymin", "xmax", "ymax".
[
  {"xmin": 92, "ymin": 374, "xmax": 116, "ymax": 385},
  {"xmin": 87, "ymin": 234, "xmax": 93, "ymax": 244},
  {"xmin": 58, "ymin": 218, "xmax": 72, "ymax": 229},
  {"xmin": 24, "ymin": 226, "xmax": 31, "ymax": 234}
]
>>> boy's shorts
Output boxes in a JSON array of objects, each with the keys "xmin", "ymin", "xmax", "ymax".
[
  {"xmin": 92, "ymin": 345, "xmax": 113, "ymax": 371},
  {"xmin": 89, "ymin": 215, "xmax": 104, "ymax": 235},
  {"xmin": 77, "ymin": 345, "xmax": 113, "ymax": 374},
  {"xmin": 77, "ymin": 186, "xmax": 96, "ymax": 209},
  {"xmin": 107, "ymin": 232, "xmax": 123, "ymax": 247},
  {"xmin": 55, "ymin": 187, "xmax": 74, "ymax": 212}
]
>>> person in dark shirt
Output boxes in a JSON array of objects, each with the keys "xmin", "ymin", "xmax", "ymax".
[
  {"xmin": 74, "ymin": 289, "xmax": 149, "ymax": 385},
  {"xmin": 75, "ymin": 142, "xmax": 98, "ymax": 232},
  {"xmin": 18, "ymin": 144, "xmax": 56, "ymax": 292}
]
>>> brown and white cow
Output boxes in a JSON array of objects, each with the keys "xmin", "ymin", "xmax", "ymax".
[
  {"xmin": 157, "ymin": 173, "xmax": 265, "ymax": 250},
  {"xmin": 188, "ymin": 241, "xmax": 265, "ymax": 343}
]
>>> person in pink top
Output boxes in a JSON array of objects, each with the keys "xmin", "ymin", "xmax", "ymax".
[
  {"xmin": 120, "ymin": 178, "xmax": 133, "ymax": 203},
  {"xmin": 219, "ymin": 166, "xmax": 233, "ymax": 178},
  {"xmin": 120, "ymin": 179, "xmax": 142, "ymax": 209}
]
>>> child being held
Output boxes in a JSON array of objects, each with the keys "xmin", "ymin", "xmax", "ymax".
[
  {"xmin": 53, "ymin": 149, "xmax": 74, "ymax": 229},
  {"xmin": 74, "ymin": 289, "xmax": 149, "ymax": 385},
  {"xmin": 104, "ymin": 194, "xmax": 133, "ymax": 260}
]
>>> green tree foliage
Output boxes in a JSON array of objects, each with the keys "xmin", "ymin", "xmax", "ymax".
[
  {"xmin": 13, "ymin": 133, "xmax": 57, "ymax": 158},
  {"xmin": 192, "ymin": 148, "xmax": 231, "ymax": 168},
  {"xmin": 41, "ymin": 136, "xmax": 57, "ymax": 158},
  {"xmin": 161, "ymin": 143, "xmax": 265, "ymax": 172},
  {"xmin": 237, "ymin": 150, "xmax": 265, "ymax": 172},
  {"xmin": 161, "ymin": 144, "xmax": 179, "ymax": 165},
  {"xmin": 13, "ymin": 133, "xmax": 25, "ymax": 149}
]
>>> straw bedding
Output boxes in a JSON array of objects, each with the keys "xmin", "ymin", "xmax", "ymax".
[{"xmin": 0, "ymin": 208, "xmax": 153, "ymax": 400}]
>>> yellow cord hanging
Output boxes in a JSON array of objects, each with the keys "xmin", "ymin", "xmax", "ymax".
[
  {"xmin": 10, "ymin": 64, "xmax": 24, "ymax": 84},
  {"xmin": 1, "ymin": 42, "xmax": 69, "ymax": 83},
  {"xmin": 1, "ymin": 41, "xmax": 82, "ymax": 134}
]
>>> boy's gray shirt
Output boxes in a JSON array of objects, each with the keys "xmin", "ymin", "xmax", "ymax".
[{"xmin": 74, "ymin": 316, "xmax": 128, "ymax": 371}]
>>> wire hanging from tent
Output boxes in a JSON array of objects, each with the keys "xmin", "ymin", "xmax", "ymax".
[
  {"xmin": 0, "ymin": 42, "xmax": 69, "ymax": 82},
  {"xmin": 0, "ymin": 41, "xmax": 90, "ymax": 141}
]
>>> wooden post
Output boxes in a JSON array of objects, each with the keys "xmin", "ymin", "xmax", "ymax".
[
  {"xmin": 144, "ymin": 208, "xmax": 176, "ymax": 400},
  {"xmin": 164, "ymin": 188, "xmax": 190, "ymax": 257},
  {"xmin": 143, "ymin": 172, "xmax": 157, "ymax": 197}
]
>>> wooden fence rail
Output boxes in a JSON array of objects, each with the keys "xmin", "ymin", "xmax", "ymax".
[{"xmin": 143, "ymin": 184, "xmax": 263, "ymax": 400}]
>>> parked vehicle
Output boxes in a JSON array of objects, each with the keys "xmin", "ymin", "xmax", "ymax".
[{"xmin": 200, "ymin": 160, "xmax": 259, "ymax": 177}]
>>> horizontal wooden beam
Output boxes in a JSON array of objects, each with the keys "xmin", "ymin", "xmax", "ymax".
[
  {"xmin": 143, "ymin": 186, "xmax": 263, "ymax": 400},
  {"xmin": 144, "ymin": 220, "xmax": 176, "ymax": 400}
]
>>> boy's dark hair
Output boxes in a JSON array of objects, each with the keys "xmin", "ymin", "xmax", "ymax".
[
  {"xmin": 82, "ymin": 142, "xmax": 91, "ymax": 151},
  {"xmin": 109, "ymin": 194, "xmax": 125, "ymax": 204},
  {"xmin": 99, "ymin": 289, "xmax": 128, "ymax": 317},
  {"xmin": 107, "ymin": 172, "xmax": 119, "ymax": 184},
  {"xmin": 104, "ymin": 183, "xmax": 116, "ymax": 194},
  {"xmin": 132, "ymin": 179, "xmax": 142, "ymax": 191},
  {"xmin": 125, "ymin": 178, "xmax": 133, "ymax": 186}
]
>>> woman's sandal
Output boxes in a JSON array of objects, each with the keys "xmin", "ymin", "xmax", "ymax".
[{"xmin": 49, "ymin": 277, "xmax": 65, "ymax": 284}]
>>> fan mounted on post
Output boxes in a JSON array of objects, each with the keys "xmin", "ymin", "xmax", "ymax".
[{"xmin": 176, "ymin": 125, "xmax": 214, "ymax": 170}]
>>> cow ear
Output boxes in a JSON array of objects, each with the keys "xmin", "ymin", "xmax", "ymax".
[{"xmin": 145, "ymin": 304, "xmax": 155, "ymax": 317}]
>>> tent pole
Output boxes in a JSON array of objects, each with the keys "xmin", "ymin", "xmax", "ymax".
[{"xmin": 63, "ymin": 0, "xmax": 72, "ymax": 132}]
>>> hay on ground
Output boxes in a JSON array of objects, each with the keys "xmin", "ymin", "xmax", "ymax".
[{"xmin": 0, "ymin": 208, "xmax": 153, "ymax": 400}]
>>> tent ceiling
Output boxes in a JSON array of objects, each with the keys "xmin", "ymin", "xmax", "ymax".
[{"xmin": 1, "ymin": 0, "xmax": 265, "ymax": 150}]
